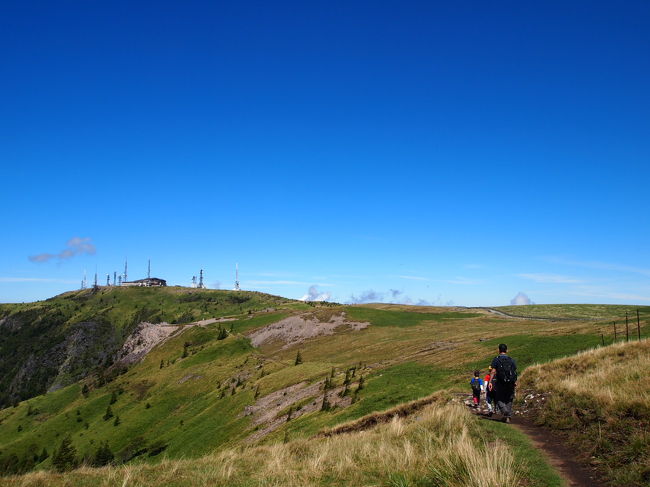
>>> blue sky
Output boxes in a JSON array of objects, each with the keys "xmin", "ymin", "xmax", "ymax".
[{"xmin": 1, "ymin": 1, "xmax": 649, "ymax": 306}]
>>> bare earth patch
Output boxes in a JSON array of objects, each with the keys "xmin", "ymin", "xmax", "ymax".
[
  {"xmin": 244, "ymin": 380, "xmax": 351, "ymax": 442},
  {"xmin": 248, "ymin": 312, "xmax": 369, "ymax": 349},
  {"xmin": 116, "ymin": 322, "xmax": 181, "ymax": 365}
]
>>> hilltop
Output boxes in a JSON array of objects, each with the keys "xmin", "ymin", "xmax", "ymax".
[
  {"xmin": 0, "ymin": 287, "xmax": 295, "ymax": 408},
  {"xmin": 0, "ymin": 291, "xmax": 648, "ymax": 485}
]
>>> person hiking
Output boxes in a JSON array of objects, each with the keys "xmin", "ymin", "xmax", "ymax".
[
  {"xmin": 469, "ymin": 370, "xmax": 483, "ymax": 408},
  {"xmin": 484, "ymin": 366, "xmax": 494, "ymax": 413},
  {"xmin": 489, "ymin": 343, "xmax": 517, "ymax": 422}
]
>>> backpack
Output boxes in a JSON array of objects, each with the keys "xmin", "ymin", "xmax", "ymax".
[
  {"xmin": 471, "ymin": 378, "xmax": 481, "ymax": 392},
  {"xmin": 495, "ymin": 356, "xmax": 517, "ymax": 384}
]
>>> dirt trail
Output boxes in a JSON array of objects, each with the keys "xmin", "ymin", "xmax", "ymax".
[
  {"xmin": 460, "ymin": 393, "xmax": 605, "ymax": 487},
  {"xmin": 511, "ymin": 417, "xmax": 606, "ymax": 487}
]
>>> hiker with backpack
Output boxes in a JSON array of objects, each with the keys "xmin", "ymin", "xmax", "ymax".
[
  {"xmin": 469, "ymin": 370, "xmax": 483, "ymax": 407},
  {"xmin": 489, "ymin": 343, "xmax": 517, "ymax": 422}
]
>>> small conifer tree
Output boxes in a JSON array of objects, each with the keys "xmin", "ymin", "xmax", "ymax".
[
  {"xmin": 103, "ymin": 405, "xmax": 114, "ymax": 421},
  {"xmin": 294, "ymin": 350, "xmax": 303, "ymax": 365},
  {"xmin": 52, "ymin": 436, "xmax": 77, "ymax": 472},
  {"xmin": 286, "ymin": 406, "xmax": 293, "ymax": 421},
  {"xmin": 159, "ymin": 359, "xmax": 164, "ymax": 369},
  {"xmin": 92, "ymin": 442, "xmax": 114, "ymax": 467},
  {"xmin": 81, "ymin": 384, "xmax": 89, "ymax": 398},
  {"xmin": 113, "ymin": 415, "xmax": 121, "ymax": 426},
  {"xmin": 109, "ymin": 391, "xmax": 117, "ymax": 405},
  {"xmin": 38, "ymin": 447, "xmax": 49, "ymax": 463},
  {"xmin": 320, "ymin": 393, "xmax": 330, "ymax": 411},
  {"xmin": 254, "ymin": 385, "xmax": 260, "ymax": 399},
  {"xmin": 357, "ymin": 375, "xmax": 365, "ymax": 391}
]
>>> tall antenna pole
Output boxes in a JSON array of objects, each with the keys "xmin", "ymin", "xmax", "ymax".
[
  {"xmin": 124, "ymin": 258, "xmax": 128, "ymax": 282},
  {"xmin": 199, "ymin": 269, "xmax": 204, "ymax": 289},
  {"xmin": 148, "ymin": 259, "xmax": 151, "ymax": 279},
  {"xmin": 93, "ymin": 270, "xmax": 98, "ymax": 289},
  {"xmin": 113, "ymin": 271, "xmax": 117, "ymax": 287},
  {"xmin": 234, "ymin": 263, "xmax": 240, "ymax": 291},
  {"xmin": 106, "ymin": 274, "xmax": 110, "ymax": 286},
  {"xmin": 192, "ymin": 275, "xmax": 197, "ymax": 288}
]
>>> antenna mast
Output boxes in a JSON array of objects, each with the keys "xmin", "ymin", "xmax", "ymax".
[
  {"xmin": 124, "ymin": 258, "xmax": 128, "ymax": 282},
  {"xmin": 81, "ymin": 270, "xmax": 87, "ymax": 290},
  {"xmin": 234, "ymin": 263, "xmax": 240, "ymax": 291},
  {"xmin": 198, "ymin": 269, "xmax": 205, "ymax": 289}
]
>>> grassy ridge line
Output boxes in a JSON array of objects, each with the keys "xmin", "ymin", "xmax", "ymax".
[
  {"xmin": 519, "ymin": 339, "xmax": 650, "ymax": 487},
  {"xmin": 493, "ymin": 304, "xmax": 650, "ymax": 321}
]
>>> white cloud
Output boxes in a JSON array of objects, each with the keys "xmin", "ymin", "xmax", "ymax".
[
  {"xmin": 397, "ymin": 275, "xmax": 430, "ymax": 281},
  {"xmin": 545, "ymin": 257, "xmax": 650, "ymax": 278},
  {"xmin": 246, "ymin": 280, "xmax": 333, "ymax": 286},
  {"xmin": 300, "ymin": 285, "xmax": 331, "ymax": 302},
  {"xmin": 517, "ymin": 273, "xmax": 583, "ymax": 284},
  {"xmin": 29, "ymin": 237, "xmax": 96, "ymax": 263},
  {"xmin": 445, "ymin": 277, "xmax": 483, "ymax": 285},
  {"xmin": 510, "ymin": 292, "xmax": 534, "ymax": 305}
]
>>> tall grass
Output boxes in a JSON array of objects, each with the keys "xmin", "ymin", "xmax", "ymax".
[
  {"xmin": 8, "ymin": 403, "xmax": 520, "ymax": 487},
  {"xmin": 519, "ymin": 339, "xmax": 650, "ymax": 487}
]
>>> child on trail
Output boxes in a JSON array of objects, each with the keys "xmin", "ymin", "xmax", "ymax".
[
  {"xmin": 484, "ymin": 366, "xmax": 494, "ymax": 413},
  {"xmin": 470, "ymin": 370, "xmax": 483, "ymax": 407}
]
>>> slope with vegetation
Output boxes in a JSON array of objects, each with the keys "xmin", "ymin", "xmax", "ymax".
[
  {"xmin": 0, "ymin": 287, "xmax": 293, "ymax": 407},
  {"xmin": 519, "ymin": 339, "xmax": 650, "ymax": 487},
  {"xmin": 0, "ymin": 292, "xmax": 647, "ymax": 485}
]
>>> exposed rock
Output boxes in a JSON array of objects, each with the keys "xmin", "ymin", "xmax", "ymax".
[
  {"xmin": 116, "ymin": 322, "xmax": 180, "ymax": 365},
  {"xmin": 248, "ymin": 312, "xmax": 369, "ymax": 349}
]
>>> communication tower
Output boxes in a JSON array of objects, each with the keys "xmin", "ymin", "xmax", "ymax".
[
  {"xmin": 123, "ymin": 259, "xmax": 128, "ymax": 282},
  {"xmin": 113, "ymin": 271, "xmax": 117, "ymax": 286},
  {"xmin": 81, "ymin": 270, "xmax": 87, "ymax": 290},
  {"xmin": 191, "ymin": 275, "xmax": 197, "ymax": 288},
  {"xmin": 234, "ymin": 263, "xmax": 240, "ymax": 291},
  {"xmin": 198, "ymin": 269, "xmax": 205, "ymax": 289},
  {"xmin": 93, "ymin": 271, "xmax": 98, "ymax": 290},
  {"xmin": 106, "ymin": 274, "xmax": 110, "ymax": 286},
  {"xmin": 118, "ymin": 275, "xmax": 122, "ymax": 286}
]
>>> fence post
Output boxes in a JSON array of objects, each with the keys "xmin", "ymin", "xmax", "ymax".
[
  {"xmin": 638, "ymin": 309, "xmax": 642, "ymax": 341},
  {"xmin": 626, "ymin": 312, "xmax": 629, "ymax": 342},
  {"xmin": 601, "ymin": 334, "xmax": 605, "ymax": 346}
]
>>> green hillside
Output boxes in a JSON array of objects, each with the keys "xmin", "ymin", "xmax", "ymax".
[
  {"xmin": 0, "ymin": 287, "xmax": 295, "ymax": 408},
  {"xmin": 0, "ymin": 295, "xmax": 648, "ymax": 484}
]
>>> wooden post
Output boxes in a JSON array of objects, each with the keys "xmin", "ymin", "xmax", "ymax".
[
  {"xmin": 601, "ymin": 334, "xmax": 605, "ymax": 346},
  {"xmin": 638, "ymin": 309, "xmax": 642, "ymax": 341},
  {"xmin": 625, "ymin": 312, "xmax": 629, "ymax": 342},
  {"xmin": 613, "ymin": 321, "xmax": 617, "ymax": 341}
]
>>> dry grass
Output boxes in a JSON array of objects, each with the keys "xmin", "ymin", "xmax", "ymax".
[
  {"xmin": 7, "ymin": 402, "xmax": 520, "ymax": 487},
  {"xmin": 519, "ymin": 339, "xmax": 650, "ymax": 487}
]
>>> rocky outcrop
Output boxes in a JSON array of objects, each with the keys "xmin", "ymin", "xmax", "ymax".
[{"xmin": 116, "ymin": 322, "xmax": 180, "ymax": 365}]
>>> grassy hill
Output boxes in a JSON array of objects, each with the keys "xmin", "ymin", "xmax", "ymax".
[
  {"xmin": 0, "ymin": 287, "xmax": 295, "ymax": 407},
  {"xmin": 0, "ymin": 293, "xmax": 648, "ymax": 485},
  {"xmin": 519, "ymin": 339, "xmax": 650, "ymax": 487}
]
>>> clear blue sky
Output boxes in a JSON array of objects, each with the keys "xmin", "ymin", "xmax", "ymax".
[{"xmin": 2, "ymin": 1, "xmax": 649, "ymax": 306}]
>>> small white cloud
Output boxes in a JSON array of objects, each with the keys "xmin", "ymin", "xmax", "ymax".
[
  {"xmin": 247, "ymin": 280, "xmax": 333, "ymax": 286},
  {"xmin": 0, "ymin": 277, "xmax": 78, "ymax": 284},
  {"xmin": 510, "ymin": 292, "xmax": 534, "ymax": 305},
  {"xmin": 397, "ymin": 275, "xmax": 430, "ymax": 281},
  {"xmin": 300, "ymin": 285, "xmax": 331, "ymax": 302},
  {"xmin": 518, "ymin": 273, "xmax": 582, "ymax": 284},
  {"xmin": 29, "ymin": 237, "xmax": 96, "ymax": 263}
]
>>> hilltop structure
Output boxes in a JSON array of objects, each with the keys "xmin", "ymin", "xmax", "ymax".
[{"xmin": 121, "ymin": 277, "xmax": 167, "ymax": 287}]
